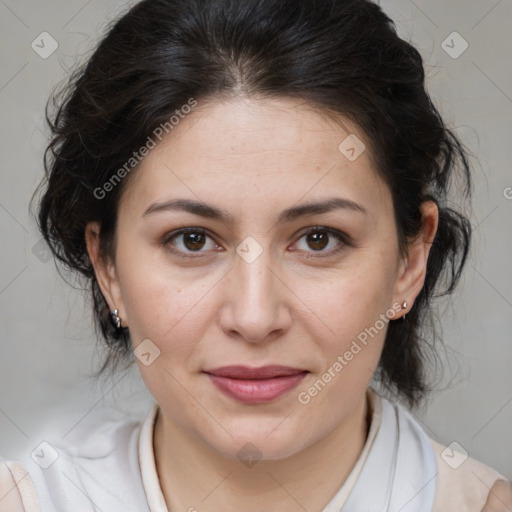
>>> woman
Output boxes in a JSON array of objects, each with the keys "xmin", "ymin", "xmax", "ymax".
[{"xmin": 1, "ymin": 0, "xmax": 511, "ymax": 510}]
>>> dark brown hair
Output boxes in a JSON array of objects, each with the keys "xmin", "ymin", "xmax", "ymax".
[{"xmin": 31, "ymin": 0, "xmax": 472, "ymax": 409}]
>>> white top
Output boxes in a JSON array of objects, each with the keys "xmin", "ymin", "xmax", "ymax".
[
  {"xmin": 0, "ymin": 386, "xmax": 507, "ymax": 511},
  {"xmin": 140, "ymin": 387, "xmax": 382, "ymax": 512}
]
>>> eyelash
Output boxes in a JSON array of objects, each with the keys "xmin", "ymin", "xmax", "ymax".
[{"xmin": 162, "ymin": 226, "xmax": 351, "ymax": 260}]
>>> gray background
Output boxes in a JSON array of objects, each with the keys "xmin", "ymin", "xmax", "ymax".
[{"xmin": 1, "ymin": 0, "xmax": 511, "ymax": 480}]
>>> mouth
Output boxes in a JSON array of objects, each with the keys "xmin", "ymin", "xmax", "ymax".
[{"xmin": 203, "ymin": 365, "xmax": 309, "ymax": 404}]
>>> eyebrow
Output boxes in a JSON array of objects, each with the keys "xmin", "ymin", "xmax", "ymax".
[{"xmin": 142, "ymin": 197, "xmax": 367, "ymax": 224}]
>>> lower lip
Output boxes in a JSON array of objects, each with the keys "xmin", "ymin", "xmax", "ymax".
[{"xmin": 205, "ymin": 372, "xmax": 308, "ymax": 404}]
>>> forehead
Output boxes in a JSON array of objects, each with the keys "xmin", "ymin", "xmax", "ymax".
[
  {"xmin": 119, "ymin": 96, "xmax": 390, "ymax": 220},
  {"xmin": 157, "ymin": 96, "xmax": 372, "ymax": 165}
]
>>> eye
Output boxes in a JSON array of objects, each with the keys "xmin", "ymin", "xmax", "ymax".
[
  {"xmin": 162, "ymin": 226, "xmax": 351, "ymax": 259},
  {"xmin": 292, "ymin": 226, "xmax": 349, "ymax": 257},
  {"xmin": 163, "ymin": 228, "xmax": 220, "ymax": 257}
]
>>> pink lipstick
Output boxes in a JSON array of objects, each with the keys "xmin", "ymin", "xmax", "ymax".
[{"xmin": 203, "ymin": 365, "xmax": 308, "ymax": 404}]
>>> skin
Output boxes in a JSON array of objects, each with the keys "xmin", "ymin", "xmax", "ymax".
[
  {"xmin": 482, "ymin": 480, "xmax": 512, "ymax": 511},
  {"xmin": 85, "ymin": 96, "xmax": 439, "ymax": 512}
]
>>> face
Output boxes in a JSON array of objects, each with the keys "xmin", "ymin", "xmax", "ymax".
[{"xmin": 87, "ymin": 96, "xmax": 435, "ymax": 461}]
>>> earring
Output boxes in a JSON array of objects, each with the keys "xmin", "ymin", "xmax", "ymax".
[
  {"xmin": 401, "ymin": 301, "xmax": 407, "ymax": 321},
  {"xmin": 110, "ymin": 308, "xmax": 122, "ymax": 329}
]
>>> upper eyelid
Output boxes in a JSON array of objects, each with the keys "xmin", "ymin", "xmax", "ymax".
[
  {"xmin": 293, "ymin": 226, "xmax": 350, "ymax": 252},
  {"xmin": 165, "ymin": 226, "xmax": 349, "ymax": 252}
]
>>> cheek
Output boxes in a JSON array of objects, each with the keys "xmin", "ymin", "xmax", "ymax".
[
  {"xmin": 114, "ymin": 243, "xmax": 217, "ymax": 359},
  {"xmin": 115, "ymin": 225, "xmax": 399, "ymax": 369},
  {"xmin": 295, "ymin": 272, "xmax": 395, "ymax": 410},
  {"xmin": 301, "ymin": 253, "xmax": 398, "ymax": 346}
]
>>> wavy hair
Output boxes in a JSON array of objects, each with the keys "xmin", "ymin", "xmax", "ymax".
[{"xmin": 31, "ymin": 0, "xmax": 472, "ymax": 409}]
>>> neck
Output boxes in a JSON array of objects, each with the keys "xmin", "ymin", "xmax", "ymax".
[{"xmin": 153, "ymin": 391, "xmax": 371, "ymax": 512}]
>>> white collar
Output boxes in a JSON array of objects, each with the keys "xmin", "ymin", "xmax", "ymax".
[{"xmin": 138, "ymin": 402, "xmax": 168, "ymax": 512}]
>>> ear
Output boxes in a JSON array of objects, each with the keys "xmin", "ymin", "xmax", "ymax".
[
  {"xmin": 392, "ymin": 200, "xmax": 439, "ymax": 318},
  {"xmin": 85, "ymin": 221, "xmax": 127, "ymax": 328}
]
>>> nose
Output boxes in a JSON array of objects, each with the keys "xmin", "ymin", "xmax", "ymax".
[{"xmin": 218, "ymin": 243, "xmax": 292, "ymax": 344}]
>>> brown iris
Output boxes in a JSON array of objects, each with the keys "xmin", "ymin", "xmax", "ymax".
[
  {"xmin": 183, "ymin": 232, "xmax": 206, "ymax": 251},
  {"xmin": 306, "ymin": 231, "xmax": 329, "ymax": 251}
]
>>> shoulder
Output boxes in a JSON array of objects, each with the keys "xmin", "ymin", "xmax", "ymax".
[
  {"xmin": 430, "ymin": 438, "xmax": 512, "ymax": 511},
  {"xmin": 2, "ymin": 408, "xmax": 151, "ymax": 512},
  {"xmin": 482, "ymin": 480, "xmax": 512, "ymax": 511},
  {"xmin": 0, "ymin": 459, "xmax": 39, "ymax": 512},
  {"xmin": 377, "ymin": 390, "xmax": 511, "ymax": 511}
]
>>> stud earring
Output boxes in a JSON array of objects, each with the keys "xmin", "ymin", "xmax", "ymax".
[
  {"xmin": 401, "ymin": 301, "xmax": 407, "ymax": 321},
  {"xmin": 110, "ymin": 308, "xmax": 122, "ymax": 330}
]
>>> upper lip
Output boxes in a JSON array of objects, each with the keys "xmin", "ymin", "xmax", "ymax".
[{"xmin": 204, "ymin": 365, "xmax": 308, "ymax": 379}]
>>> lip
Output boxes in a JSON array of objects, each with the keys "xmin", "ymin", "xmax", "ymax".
[
  {"xmin": 203, "ymin": 365, "xmax": 308, "ymax": 404},
  {"xmin": 205, "ymin": 365, "xmax": 307, "ymax": 379}
]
